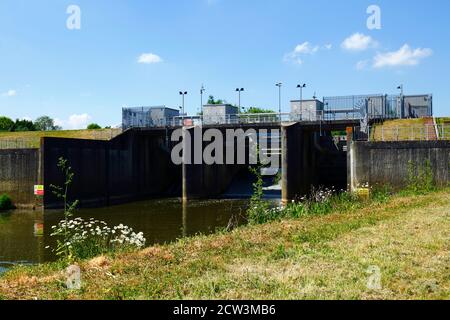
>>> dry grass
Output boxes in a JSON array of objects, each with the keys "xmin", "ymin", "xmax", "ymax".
[
  {"xmin": 370, "ymin": 119, "xmax": 432, "ymax": 141},
  {"xmin": 0, "ymin": 189, "xmax": 449, "ymax": 300},
  {"xmin": 0, "ymin": 129, "xmax": 122, "ymax": 149}
]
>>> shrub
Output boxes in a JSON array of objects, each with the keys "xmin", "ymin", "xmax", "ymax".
[
  {"xmin": 405, "ymin": 160, "xmax": 435, "ymax": 194},
  {"xmin": 48, "ymin": 157, "xmax": 146, "ymax": 262},
  {"xmin": 87, "ymin": 123, "xmax": 102, "ymax": 130},
  {"xmin": 0, "ymin": 194, "xmax": 14, "ymax": 210},
  {"xmin": 247, "ymin": 166, "xmax": 271, "ymax": 224},
  {"xmin": 50, "ymin": 218, "xmax": 146, "ymax": 260}
]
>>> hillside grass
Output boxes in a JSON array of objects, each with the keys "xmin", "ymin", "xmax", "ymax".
[
  {"xmin": 436, "ymin": 118, "xmax": 450, "ymax": 140},
  {"xmin": 0, "ymin": 188, "xmax": 449, "ymax": 300},
  {"xmin": 0, "ymin": 129, "xmax": 122, "ymax": 148},
  {"xmin": 370, "ymin": 119, "xmax": 428, "ymax": 141}
]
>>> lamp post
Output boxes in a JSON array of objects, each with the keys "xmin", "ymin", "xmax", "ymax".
[
  {"xmin": 200, "ymin": 85, "xmax": 205, "ymax": 115},
  {"xmin": 297, "ymin": 83, "xmax": 306, "ymax": 118},
  {"xmin": 397, "ymin": 84, "xmax": 404, "ymax": 118},
  {"xmin": 179, "ymin": 91, "xmax": 188, "ymax": 117},
  {"xmin": 275, "ymin": 82, "xmax": 282, "ymax": 115},
  {"xmin": 397, "ymin": 84, "xmax": 404, "ymax": 96},
  {"xmin": 236, "ymin": 88, "xmax": 244, "ymax": 110}
]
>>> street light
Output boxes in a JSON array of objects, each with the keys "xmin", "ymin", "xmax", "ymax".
[
  {"xmin": 236, "ymin": 88, "xmax": 244, "ymax": 110},
  {"xmin": 397, "ymin": 85, "xmax": 404, "ymax": 118},
  {"xmin": 297, "ymin": 84, "xmax": 306, "ymax": 117},
  {"xmin": 200, "ymin": 85, "xmax": 205, "ymax": 115},
  {"xmin": 179, "ymin": 91, "xmax": 188, "ymax": 117},
  {"xmin": 275, "ymin": 82, "xmax": 282, "ymax": 115}
]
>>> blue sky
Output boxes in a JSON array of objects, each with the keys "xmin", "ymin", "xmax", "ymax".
[{"xmin": 0, "ymin": 0, "xmax": 449, "ymax": 128}]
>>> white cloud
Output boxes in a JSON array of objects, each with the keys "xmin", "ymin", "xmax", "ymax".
[
  {"xmin": 373, "ymin": 44, "xmax": 433, "ymax": 68},
  {"xmin": 2, "ymin": 89, "xmax": 17, "ymax": 97},
  {"xmin": 356, "ymin": 60, "xmax": 369, "ymax": 70},
  {"xmin": 324, "ymin": 44, "xmax": 333, "ymax": 50},
  {"xmin": 294, "ymin": 42, "xmax": 319, "ymax": 55},
  {"xmin": 341, "ymin": 33, "xmax": 377, "ymax": 51},
  {"xmin": 137, "ymin": 53, "xmax": 163, "ymax": 64},
  {"xmin": 284, "ymin": 42, "xmax": 323, "ymax": 65},
  {"xmin": 55, "ymin": 113, "xmax": 92, "ymax": 130}
]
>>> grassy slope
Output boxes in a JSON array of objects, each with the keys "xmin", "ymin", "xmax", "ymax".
[
  {"xmin": 370, "ymin": 119, "xmax": 426, "ymax": 141},
  {"xmin": 0, "ymin": 129, "xmax": 121, "ymax": 148},
  {"xmin": 436, "ymin": 118, "xmax": 450, "ymax": 139},
  {"xmin": 0, "ymin": 189, "xmax": 449, "ymax": 300},
  {"xmin": 371, "ymin": 118, "xmax": 450, "ymax": 141}
]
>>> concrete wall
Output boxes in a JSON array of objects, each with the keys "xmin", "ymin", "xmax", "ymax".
[
  {"xmin": 282, "ymin": 123, "xmax": 347, "ymax": 202},
  {"xmin": 203, "ymin": 104, "xmax": 239, "ymax": 125},
  {"xmin": 0, "ymin": 149, "xmax": 40, "ymax": 207},
  {"xmin": 349, "ymin": 140, "xmax": 450, "ymax": 190},
  {"xmin": 43, "ymin": 129, "xmax": 181, "ymax": 209},
  {"xmin": 182, "ymin": 126, "xmax": 243, "ymax": 201},
  {"xmin": 290, "ymin": 100, "xmax": 324, "ymax": 121}
]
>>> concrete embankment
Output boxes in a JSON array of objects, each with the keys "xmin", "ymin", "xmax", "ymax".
[
  {"xmin": 0, "ymin": 149, "xmax": 40, "ymax": 208},
  {"xmin": 349, "ymin": 140, "xmax": 450, "ymax": 190}
]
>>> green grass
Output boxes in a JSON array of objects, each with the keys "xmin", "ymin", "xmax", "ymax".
[
  {"xmin": 0, "ymin": 129, "xmax": 122, "ymax": 149},
  {"xmin": 370, "ymin": 119, "xmax": 428, "ymax": 141},
  {"xmin": 1, "ymin": 188, "xmax": 449, "ymax": 300},
  {"xmin": 436, "ymin": 117, "xmax": 450, "ymax": 140}
]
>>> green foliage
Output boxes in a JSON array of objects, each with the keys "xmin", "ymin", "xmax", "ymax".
[
  {"xmin": 11, "ymin": 119, "xmax": 36, "ymax": 132},
  {"xmin": 405, "ymin": 160, "xmax": 435, "ymax": 194},
  {"xmin": 50, "ymin": 218, "xmax": 146, "ymax": 260},
  {"xmin": 247, "ymin": 166, "xmax": 271, "ymax": 224},
  {"xmin": 0, "ymin": 117, "xmax": 14, "ymax": 132},
  {"xmin": 207, "ymin": 95, "xmax": 224, "ymax": 105},
  {"xmin": 34, "ymin": 116, "xmax": 60, "ymax": 131},
  {"xmin": 371, "ymin": 185, "xmax": 392, "ymax": 203},
  {"xmin": 0, "ymin": 194, "xmax": 14, "ymax": 211},
  {"xmin": 49, "ymin": 157, "xmax": 80, "ymax": 261},
  {"xmin": 248, "ymin": 182, "xmax": 365, "ymax": 225},
  {"xmin": 244, "ymin": 107, "xmax": 275, "ymax": 114},
  {"xmin": 87, "ymin": 123, "xmax": 102, "ymax": 130},
  {"xmin": 331, "ymin": 130, "xmax": 347, "ymax": 136},
  {"xmin": 48, "ymin": 157, "xmax": 146, "ymax": 262}
]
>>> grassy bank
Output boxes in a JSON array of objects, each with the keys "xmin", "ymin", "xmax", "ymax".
[
  {"xmin": 1, "ymin": 189, "xmax": 449, "ymax": 300},
  {"xmin": 0, "ymin": 129, "xmax": 122, "ymax": 148}
]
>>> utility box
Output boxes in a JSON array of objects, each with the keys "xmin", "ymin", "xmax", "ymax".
[
  {"xmin": 290, "ymin": 99, "xmax": 324, "ymax": 121},
  {"xmin": 203, "ymin": 104, "xmax": 239, "ymax": 125},
  {"xmin": 122, "ymin": 106, "xmax": 179, "ymax": 129},
  {"xmin": 403, "ymin": 95, "xmax": 432, "ymax": 118}
]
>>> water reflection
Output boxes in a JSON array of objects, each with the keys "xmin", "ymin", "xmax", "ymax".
[{"xmin": 0, "ymin": 198, "xmax": 251, "ymax": 273}]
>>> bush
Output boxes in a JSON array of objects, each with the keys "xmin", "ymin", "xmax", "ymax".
[
  {"xmin": 50, "ymin": 218, "xmax": 146, "ymax": 260},
  {"xmin": 405, "ymin": 160, "xmax": 435, "ymax": 194},
  {"xmin": 247, "ymin": 166, "xmax": 271, "ymax": 224},
  {"xmin": 87, "ymin": 123, "xmax": 102, "ymax": 130},
  {"xmin": 0, "ymin": 194, "xmax": 14, "ymax": 210}
]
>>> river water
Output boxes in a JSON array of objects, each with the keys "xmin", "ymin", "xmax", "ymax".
[{"xmin": 0, "ymin": 198, "xmax": 256, "ymax": 274}]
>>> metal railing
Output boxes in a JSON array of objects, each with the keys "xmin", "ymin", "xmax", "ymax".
[
  {"xmin": 126, "ymin": 110, "xmax": 369, "ymax": 129},
  {"xmin": 363, "ymin": 124, "xmax": 450, "ymax": 142}
]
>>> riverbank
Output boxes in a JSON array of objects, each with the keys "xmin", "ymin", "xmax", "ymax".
[{"xmin": 0, "ymin": 189, "xmax": 449, "ymax": 300}]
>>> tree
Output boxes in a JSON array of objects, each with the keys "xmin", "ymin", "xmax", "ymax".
[
  {"xmin": 87, "ymin": 123, "xmax": 101, "ymax": 130},
  {"xmin": 0, "ymin": 116, "xmax": 14, "ymax": 131},
  {"xmin": 245, "ymin": 107, "xmax": 275, "ymax": 114},
  {"xmin": 207, "ymin": 95, "xmax": 224, "ymax": 105},
  {"xmin": 11, "ymin": 119, "xmax": 35, "ymax": 132},
  {"xmin": 35, "ymin": 116, "xmax": 60, "ymax": 131}
]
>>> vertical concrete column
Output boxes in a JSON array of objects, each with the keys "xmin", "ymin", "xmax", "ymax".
[
  {"xmin": 282, "ymin": 123, "xmax": 305, "ymax": 203},
  {"xmin": 182, "ymin": 126, "xmax": 204, "ymax": 202},
  {"xmin": 346, "ymin": 127, "xmax": 355, "ymax": 192}
]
